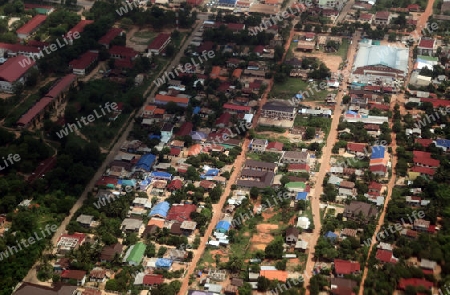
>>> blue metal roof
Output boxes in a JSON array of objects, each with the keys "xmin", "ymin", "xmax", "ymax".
[
  {"xmin": 155, "ymin": 258, "xmax": 173, "ymax": 268},
  {"xmin": 215, "ymin": 220, "xmax": 230, "ymax": 231},
  {"xmin": 296, "ymin": 192, "xmax": 307, "ymax": 201},
  {"xmin": 324, "ymin": 231, "xmax": 337, "ymax": 239},
  {"xmin": 370, "ymin": 145, "xmax": 385, "ymax": 159},
  {"xmin": 135, "ymin": 154, "xmax": 156, "ymax": 171},
  {"xmin": 149, "ymin": 201, "xmax": 170, "ymax": 218},
  {"xmin": 218, "ymin": 0, "xmax": 236, "ymax": 4},
  {"xmin": 149, "ymin": 134, "xmax": 161, "ymax": 139},
  {"xmin": 205, "ymin": 168, "xmax": 219, "ymax": 176},
  {"xmin": 436, "ymin": 139, "xmax": 450, "ymax": 148},
  {"xmin": 151, "ymin": 171, "xmax": 172, "ymax": 179},
  {"xmin": 193, "ymin": 106, "xmax": 201, "ymax": 115},
  {"xmin": 121, "ymin": 179, "xmax": 136, "ymax": 187}
]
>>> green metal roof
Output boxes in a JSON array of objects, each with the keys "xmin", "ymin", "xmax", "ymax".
[
  {"xmin": 34, "ymin": 8, "xmax": 49, "ymax": 14},
  {"xmin": 417, "ymin": 55, "xmax": 438, "ymax": 61},
  {"xmin": 285, "ymin": 182, "xmax": 306, "ymax": 189},
  {"xmin": 127, "ymin": 242, "xmax": 146, "ymax": 263}
]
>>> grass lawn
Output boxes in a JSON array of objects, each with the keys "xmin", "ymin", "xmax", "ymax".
[
  {"xmin": 134, "ymin": 30, "xmax": 158, "ymax": 39},
  {"xmin": 334, "ymin": 38, "xmax": 349, "ymax": 61},
  {"xmin": 270, "ymin": 77, "xmax": 330, "ymax": 101},
  {"xmin": 198, "ymin": 249, "xmax": 214, "ymax": 268},
  {"xmin": 294, "ymin": 116, "xmax": 332, "ymax": 137}
]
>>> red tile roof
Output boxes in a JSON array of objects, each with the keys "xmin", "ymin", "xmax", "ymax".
[
  {"xmin": 17, "ymin": 15, "xmax": 47, "ymax": 35},
  {"xmin": 148, "ymin": 33, "xmax": 171, "ymax": 50},
  {"xmin": 334, "ymin": 259, "xmax": 360, "ymax": 275},
  {"xmin": 346, "ymin": 142, "xmax": 367, "ymax": 153},
  {"xmin": 26, "ymin": 40, "xmax": 49, "ymax": 48},
  {"xmin": 215, "ymin": 112, "xmax": 232, "ymax": 125},
  {"xmin": 0, "ymin": 55, "xmax": 36, "ymax": 82},
  {"xmin": 415, "ymin": 138, "xmax": 433, "ymax": 147},
  {"xmin": 305, "ymin": 32, "xmax": 315, "ymax": 39},
  {"xmin": 109, "ymin": 46, "xmax": 138, "ymax": 59},
  {"xmin": 0, "ymin": 42, "xmax": 40, "ymax": 53},
  {"xmin": 143, "ymin": 274, "xmax": 164, "ymax": 285},
  {"xmin": 288, "ymin": 163, "xmax": 310, "ymax": 172},
  {"xmin": 99, "ymin": 27, "xmax": 123, "ymax": 45},
  {"xmin": 176, "ymin": 121, "xmax": 193, "ymax": 136},
  {"xmin": 410, "ymin": 166, "xmax": 436, "ymax": 176},
  {"xmin": 187, "ymin": 0, "xmax": 202, "ymax": 5},
  {"xmin": 223, "ymin": 103, "xmax": 251, "ymax": 112},
  {"xmin": 17, "ymin": 97, "xmax": 52, "ymax": 126},
  {"xmin": 376, "ymin": 249, "xmax": 398, "ymax": 263},
  {"xmin": 167, "ymin": 179, "xmax": 183, "ymax": 191},
  {"xmin": 254, "ymin": 45, "xmax": 265, "ymax": 54},
  {"xmin": 27, "ymin": 157, "xmax": 56, "ymax": 182},
  {"xmin": 398, "ymin": 278, "xmax": 433, "ymax": 290},
  {"xmin": 413, "ymin": 151, "xmax": 440, "ymax": 167},
  {"xmin": 170, "ymin": 148, "xmax": 181, "ymax": 156},
  {"xmin": 370, "ymin": 164, "xmax": 387, "ymax": 173},
  {"xmin": 155, "ymin": 94, "xmax": 189, "ymax": 105},
  {"xmin": 421, "ymin": 98, "xmax": 450, "ymax": 108},
  {"xmin": 407, "ymin": 3, "xmax": 420, "ymax": 10},
  {"xmin": 69, "ymin": 51, "xmax": 98, "ymax": 70},
  {"xmin": 375, "ymin": 11, "xmax": 390, "ymax": 19},
  {"xmin": 418, "ymin": 38, "xmax": 435, "ymax": 49},
  {"xmin": 360, "ymin": 13, "xmax": 373, "ymax": 20},
  {"xmin": 24, "ymin": 3, "xmax": 54, "ymax": 9},
  {"xmin": 267, "ymin": 141, "xmax": 283, "ymax": 151},
  {"xmin": 200, "ymin": 180, "xmax": 215, "ymax": 189},
  {"xmin": 61, "ymin": 270, "xmax": 86, "ymax": 280},
  {"xmin": 67, "ymin": 20, "xmax": 94, "ymax": 38},
  {"xmin": 96, "ymin": 176, "xmax": 119, "ymax": 186},
  {"xmin": 226, "ymin": 23, "xmax": 245, "ymax": 31},
  {"xmin": 46, "ymin": 74, "xmax": 77, "ymax": 98},
  {"xmin": 166, "ymin": 204, "xmax": 197, "ymax": 222},
  {"xmin": 368, "ymin": 181, "xmax": 382, "ymax": 191}
]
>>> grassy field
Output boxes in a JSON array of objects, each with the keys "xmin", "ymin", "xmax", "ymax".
[
  {"xmin": 334, "ymin": 38, "xmax": 349, "ymax": 61},
  {"xmin": 270, "ymin": 77, "xmax": 331, "ymax": 101},
  {"xmin": 134, "ymin": 30, "xmax": 158, "ymax": 39}
]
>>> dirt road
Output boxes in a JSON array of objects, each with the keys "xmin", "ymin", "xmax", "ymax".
[
  {"xmin": 177, "ymin": 68, "xmax": 274, "ymax": 295},
  {"xmin": 22, "ymin": 17, "xmax": 207, "ymax": 286},
  {"xmin": 357, "ymin": 0, "xmax": 434, "ymax": 292},
  {"xmin": 303, "ymin": 30, "xmax": 360, "ymax": 294}
]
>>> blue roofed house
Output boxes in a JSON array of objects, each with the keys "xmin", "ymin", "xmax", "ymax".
[
  {"xmin": 150, "ymin": 171, "xmax": 173, "ymax": 181},
  {"xmin": 296, "ymin": 192, "xmax": 308, "ymax": 201},
  {"xmin": 434, "ymin": 139, "xmax": 450, "ymax": 152},
  {"xmin": 193, "ymin": 106, "xmax": 201, "ymax": 115},
  {"xmin": 149, "ymin": 201, "xmax": 170, "ymax": 218},
  {"xmin": 155, "ymin": 258, "xmax": 173, "ymax": 270},
  {"xmin": 135, "ymin": 154, "xmax": 156, "ymax": 172},
  {"xmin": 215, "ymin": 220, "xmax": 231, "ymax": 233},
  {"xmin": 139, "ymin": 176, "xmax": 152, "ymax": 190},
  {"xmin": 191, "ymin": 131, "xmax": 207, "ymax": 142},
  {"xmin": 370, "ymin": 145, "xmax": 385, "ymax": 159},
  {"xmin": 324, "ymin": 231, "xmax": 338, "ymax": 241}
]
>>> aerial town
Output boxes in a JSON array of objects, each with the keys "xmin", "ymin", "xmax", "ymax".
[{"xmin": 0, "ymin": 0, "xmax": 449, "ymax": 294}]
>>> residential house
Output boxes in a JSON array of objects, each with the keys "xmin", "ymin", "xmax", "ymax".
[
  {"xmin": 266, "ymin": 141, "xmax": 283, "ymax": 152},
  {"xmin": 89, "ymin": 268, "xmax": 108, "ymax": 283},
  {"xmin": 69, "ymin": 51, "xmax": 99, "ymax": 76},
  {"xmin": 13, "ymin": 283, "xmax": 77, "ymax": 295},
  {"xmin": 242, "ymin": 159, "xmax": 278, "ymax": 172},
  {"xmin": 0, "ymin": 56, "xmax": 36, "ymax": 93},
  {"xmin": 148, "ymin": 33, "xmax": 171, "ymax": 55},
  {"xmin": 333, "ymin": 259, "xmax": 361, "ymax": 277},
  {"xmin": 398, "ymin": 278, "xmax": 433, "ymax": 291},
  {"xmin": 281, "ymin": 151, "xmax": 310, "ymax": 164},
  {"xmin": 413, "ymin": 151, "xmax": 440, "ymax": 168},
  {"xmin": 236, "ymin": 169, "xmax": 275, "ymax": 189},
  {"xmin": 375, "ymin": 249, "xmax": 398, "ymax": 264},
  {"xmin": 154, "ymin": 94, "xmax": 189, "ymax": 108},
  {"xmin": 418, "ymin": 38, "xmax": 437, "ymax": 56},
  {"xmin": 60, "ymin": 270, "xmax": 86, "ymax": 286},
  {"xmin": 143, "ymin": 274, "xmax": 164, "ymax": 287},
  {"xmin": 330, "ymin": 278, "xmax": 357, "ymax": 295},
  {"xmin": 286, "ymin": 227, "xmax": 300, "ymax": 243},
  {"xmin": 180, "ymin": 220, "xmax": 197, "ymax": 235},
  {"xmin": 343, "ymin": 201, "xmax": 378, "ymax": 223},
  {"xmin": 250, "ymin": 139, "xmax": 268, "ymax": 153},
  {"xmin": 100, "ymin": 243, "xmax": 123, "ymax": 262},
  {"xmin": 76, "ymin": 214, "xmax": 93, "ymax": 228},
  {"xmin": 261, "ymin": 102, "xmax": 296, "ymax": 120},
  {"xmin": 374, "ymin": 11, "xmax": 391, "ymax": 25},
  {"xmin": 57, "ymin": 233, "xmax": 85, "ymax": 255},
  {"xmin": 287, "ymin": 163, "xmax": 310, "ymax": 174},
  {"xmin": 121, "ymin": 218, "xmax": 144, "ymax": 233},
  {"xmin": 413, "ymin": 219, "xmax": 430, "ymax": 232},
  {"xmin": 16, "ymin": 15, "xmax": 47, "ymax": 39}
]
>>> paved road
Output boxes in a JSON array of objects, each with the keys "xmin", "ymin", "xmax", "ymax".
[
  {"xmin": 303, "ymin": 30, "xmax": 360, "ymax": 295},
  {"xmin": 22, "ymin": 14, "xmax": 208, "ymax": 286},
  {"xmin": 335, "ymin": 0, "xmax": 355, "ymax": 24}
]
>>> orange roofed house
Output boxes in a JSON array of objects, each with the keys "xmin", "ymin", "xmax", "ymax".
[
  {"xmin": 260, "ymin": 270, "xmax": 288, "ymax": 282},
  {"xmin": 154, "ymin": 94, "xmax": 189, "ymax": 107}
]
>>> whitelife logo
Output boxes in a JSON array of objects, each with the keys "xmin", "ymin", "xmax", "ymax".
[
  {"xmin": 19, "ymin": 31, "xmax": 81, "ymax": 68},
  {"xmin": 153, "ymin": 50, "xmax": 216, "ymax": 87},
  {"xmin": 0, "ymin": 153, "xmax": 21, "ymax": 171},
  {"xmin": 55, "ymin": 102, "xmax": 118, "ymax": 139},
  {"xmin": 0, "ymin": 224, "xmax": 58, "ymax": 261},
  {"xmin": 116, "ymin": 0, "xmax": 140, "ymax": 16}
]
